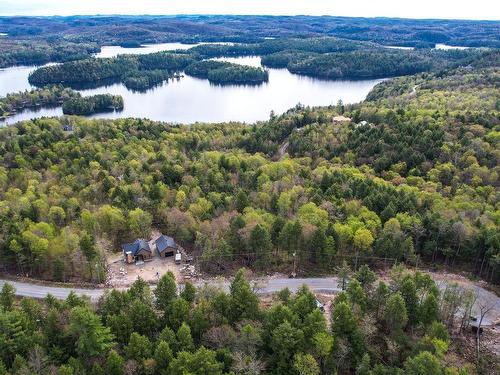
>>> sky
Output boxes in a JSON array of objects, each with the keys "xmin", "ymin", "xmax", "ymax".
[{"xmin": 0, "ymin": 0, "xmax": 498, "ymax": 20}]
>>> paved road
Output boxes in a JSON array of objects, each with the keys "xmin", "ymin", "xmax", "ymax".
[
  {"xmin": 0, "ymin": 279, "xmax": 106, "ymax": 300},
  {"xmin": 0, "ymin": 277, "xmax": 340, "ymax": 301},
  {"xmin": 1, "ymin": 276, "xmax": 497, "ymax": 325}
]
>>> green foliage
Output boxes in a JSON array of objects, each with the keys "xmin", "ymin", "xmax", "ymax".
[
  {"xmin": 185, "ymin": 60, "xmax": 268, "ymax": 84},
  {"xmin": 28, "ymin": 53, "xmax": 194, "ymax": 90},
  {"xmin": 154, "ymin": 272, "xmax": 177, "ymax": 312},
  {"xmin": 404, "ymin": 351, "xmax": 442, "ymax": 375},
  {"xmin": 177, "ymin": 323, "xmax": 195, "ymax": 353},
  {"xmin": 0, "ymin": 265, "xmax": 476, "ymax": 374},
  {"xmin": 68, "ymin": 307, "xmax": 114, "ymax": 358},
  {"xmin": 229, "ymin": 269, "xmax": 260, "ymax": 322},
  {"xmin": 125, "ymin": 332, "xmax": 152, "ymax": 361},
  {"xmin": 385, "ymin": 293, "xmax": 408, "ymax": 333},
  {"xmin": 168, "ymin": 346, "xmax": 223, "ymax": 375},
  {"xmin": 293, "ymin": 353, "xmax": 320, "ymax": 375},
  {"xmin": 62, "ymin": 94, "xmax": 123, "ymax": 115},
  {"xmin": 0, "ymin": 283, "xmax": 15, "ymax": 310},
  {"xmin": 105, "ymin": 349, "xmax": 125, "ymax": 375},
  {"xmin": 0, "ymin": 85, "xmax": 79, "ymax": 117},
  {"xmin": 181, "ymin": 281, "xmax": 196, "ymax": 304}
]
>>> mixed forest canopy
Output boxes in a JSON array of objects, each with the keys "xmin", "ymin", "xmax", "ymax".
[
  {"xmin": 0, "ymin": 51, "xmax": 498, "ymax": 284},
  {"xmin": 0, "ymin": 13, "xmax": 499, "ymax": 375},
  {"xmin": 0, "ymin": 266, "xmax": 484, "ymax": 374},
  {"xmin": 0, "ymin": 87, "xmax": 125, "ymax": 119},
  {"xmin": 62, "ymin": 94, "xmax": 124, "ymax": 116},
  {"xmin": 0, "ymin": 15, "xmax": 499, "ymax": 68},
  {"xmin": 28, "ymin": 53, "xmax": 196, "ymax": 90},
  {"xmin": 23, "ymin": 37, "xmax": 488, "ymax": 96}
]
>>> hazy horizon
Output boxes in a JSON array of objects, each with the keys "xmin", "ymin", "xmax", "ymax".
[{"xmin": 1, "ymin": 0, "xmax": 499, "ymax": 21}]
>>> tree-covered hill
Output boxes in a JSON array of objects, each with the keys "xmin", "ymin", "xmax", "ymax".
[
  {"xmin": 0, "ymin": 58, "xmax": 498, "ymax": 285},
  {"xmin": 1, "ymin": 15, "xmax": 498, "ymax": 68}
]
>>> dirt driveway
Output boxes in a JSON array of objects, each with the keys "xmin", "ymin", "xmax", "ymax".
[{"xmin": 107, "ymin": 255, "xmax": 181, "ymax": 287}]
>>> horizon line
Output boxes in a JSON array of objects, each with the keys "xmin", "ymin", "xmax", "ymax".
[{"xmin": 0, "ymin": 14, "xmax": 499, "ymax": 22}]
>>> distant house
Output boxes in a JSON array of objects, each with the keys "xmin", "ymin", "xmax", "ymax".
[
  {"xmin": 332, "ymin": 115, "xmax": 351, "ymax": 124},
  {"xmin": 122, "ymin": 239, "xmax": 153, "ymax": 264},
  {"xmin": 357, "ymin": 120, "xmax": 369, "ymax": 127},
  {"xmin": 155, "ymin": 234, "xmax": 178, "ymax": 258}
]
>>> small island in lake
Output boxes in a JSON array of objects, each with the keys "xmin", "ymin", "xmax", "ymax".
[
  {"xmin": 62, "ymin": 94, "xmax": 124, "ymax": 115},
  {"xmin": 185, "ymin": 60, "xmax": 269, "ymax": 84},
  {"xmin": 0, "ymin": 87, "xmax": 124, "ymax": 119}
]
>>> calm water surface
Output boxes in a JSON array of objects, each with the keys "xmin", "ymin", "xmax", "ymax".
[
  {"xmin": 435, "ymin": 44, "xmax": 469, "ymax": 50},
  {"xmin": 93, "ymin": 42, "xmax": 234, "ymax": 58},
  {"xmin": 0, "ymin": 49, "xmax": 383, "ymax": 125}
]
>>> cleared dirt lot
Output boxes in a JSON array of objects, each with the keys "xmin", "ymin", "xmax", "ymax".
[{"xmin": 107, "ymin": 255, "xmax": 181, "ymax": 287}]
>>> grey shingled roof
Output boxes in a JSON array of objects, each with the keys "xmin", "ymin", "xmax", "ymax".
[
  {"xmin": 121, "ymin": 239, "xmax": 151, "ymax": 256},
  {"xmin": 155, "ymin": 234, "xmax": 177, "ymax": 253}
]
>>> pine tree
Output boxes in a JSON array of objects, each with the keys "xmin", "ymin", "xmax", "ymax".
[
  {"xmin": 154, "ymin": 341, "xmax": 173, "ymax": 374},
  {"xmin": 105, "ymin": 350, "xmax": 124, "ymax": 375},
  {"xmin": 0, "ymin": 283, "xmax": 15, "ymax": 310},
  {"xmin": 125, "ymin": 332, "xmax": 151, "ymax": 361},
  {"xmin": 177, "ymin": 323, "xmax": 195, "ymax": 353},
  {"xmin": 180, "ymin": 281, "xmax": 196, "ymax": 304},
  {"xmin": 154, "ymin": 272, "xmax": 177, "ymax": 312},
  {"xmin": 248, "ymin": 224, "xmax": 272, "ymax": 266},
  {"xmin": 229, "ymin": 269, "xmax": 260, "ymax": 322}
]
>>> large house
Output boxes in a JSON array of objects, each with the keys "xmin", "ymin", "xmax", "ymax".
[
  {"xmin": 155, "ymin": 234, "xmax": 178, "ymax": 258},
  {"xmin": 122, "ymin": 234, "xmax": 179, "ymax": 264},
  {"xmin": 122, "ymin": 239, "xmax": 153, "ymax": 264}
]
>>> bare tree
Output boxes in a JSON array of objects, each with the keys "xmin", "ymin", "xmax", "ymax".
[
  {"xmin": 439, "ymin": 282, "xmax": 463, "ymax": 327},
  {"xmin": 459, "ymin": 288, "xmax": 477, "ymax": 333},
  {"xmin": 232, "ymin": 351, "xmax": 266, "ymax": 375},
  {"xmin": 475, "ymin": 297, "xmax": 496, "ymax": 365}
]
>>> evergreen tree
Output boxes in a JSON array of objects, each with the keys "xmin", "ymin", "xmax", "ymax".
[
  {"xmin": 180, "ymin": 281, "xmax": 196, "ymax": 304},
  {"xmin": 270, "ymin": 321, "xmax": 304, "ymax": 374},
  {"xmin": 177, "ymin": 323, "xmax": 195, "ymax": 353},
  {"xmin": 248, "ymin": 224, "xmax": 272, "ymax": 266},
  {"xmin": 125, "ymin": 332, "xmax": 152, "ymax": 361},
  {"xmin": 229, "ymin": 269, "xmax": 260, "ymax": 323},
  {"xmin": 293, "ymin": 353, "xmax": 320, "ymax": 375},
  {"xmin": 0, "ymin": 283, "xmax": 15, "ymax": 310},
  {"xmin": 419, "ymin": 294, "xmax": 439, "ymax": 326},
  {"xmin": 68, "ymin": 307, "xmax": 114, "ymax": 359},
  {"xmin": 384, "ymin": 293, "xmax": 408, "ymax": 333},
  {"xmin": 155, "ymin": 341, "xmax": 173, "ymax": 374},
  {"xmin": 105, "ymin": 350, "xmax": 124, "ymax": 375},
  {"xmin": 155, "ymin": 272, "xmax": 177, "ymax": 312},
  {"xmin": 404, "ymin": 351, "xmax": 442, "ymax": 375}
]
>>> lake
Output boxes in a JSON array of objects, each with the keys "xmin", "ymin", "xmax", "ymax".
[
  {"xmin": 0, "ymin": 46, "xmax": 383, "ymax": 125},
  {"xmin": 93, "ymin": 42, "xmax": 235, "ymax": 58},
  {"xmin": 435, "ymin": 43, "xmax": 469, "ymax": 50}
]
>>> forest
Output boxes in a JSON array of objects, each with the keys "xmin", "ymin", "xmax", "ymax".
[
  {"xmin": 0, "ymin": 86, "xmax": 78, "ymax": 119},
  {"xmin": 0, "ymin": 51, "xmax": 498, "ymax": 286},
  {"xmin": 0, "ymin": 87, "xmax": 124, "ymax": 119},
  {"xmin": 0, "ymin": 13, "xmax": 498, "ymax": 375},
  {"xmin": 27, "ymin": 53, "xmax": 195, "ymax": 90},
  {"xmin": 27, "ymin": 51, "xmax": 269, "ymax": 89},
  {"xmin": 0, "ymin": 15, "xmax": 498, "ymax": 67},
  {"xmin": 263, "ymin": 49, "xmax": 478, "ymax": 79},
  {"xmin": 0, "ymin": 265, "xmax": 487, "ymax": 375},
  {"xmin": 185, "ymin": 60, "xmax": 268, "ymax": 84},
  {"xmin": 62, "ymin": 94, "xmax": 124, "ymax": 116},
  {"xmin": 24, "ymin": 37, "xmax": 484, "ymax": 89}
]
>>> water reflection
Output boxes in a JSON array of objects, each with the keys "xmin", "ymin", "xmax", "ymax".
[{"xmin": 1, "ymin": 54, "xmax": 383, "ymax": 125}]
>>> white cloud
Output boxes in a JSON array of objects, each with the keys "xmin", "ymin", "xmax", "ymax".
[{"xmin": 0, "ymin": 0, "xmax": 498, "ymax": 20}]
